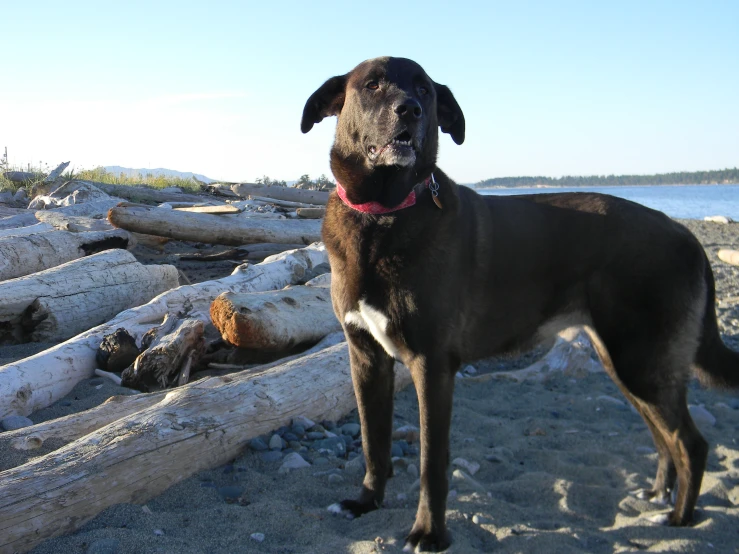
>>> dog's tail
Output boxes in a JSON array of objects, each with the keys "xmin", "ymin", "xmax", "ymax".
[{"xmin": 694, "ymin": 253, "xmax": 739, "ymax": 389}]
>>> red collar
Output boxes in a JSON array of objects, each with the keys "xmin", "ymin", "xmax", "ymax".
[{"xmin": 335, "ymin": 175, "xmax": 434, "ymax": 214}]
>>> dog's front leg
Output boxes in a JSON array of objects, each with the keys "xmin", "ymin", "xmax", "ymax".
[
  {"xmin": 404, "ymin": 356, "xmax": 455, "ymax": 552},
  {"xmin": 331, "ymin": 331, "xmax": 396, "ymax": 518}
]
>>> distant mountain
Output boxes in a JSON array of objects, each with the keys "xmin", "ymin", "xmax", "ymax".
[{"xmin": 104, "ymin": 166, "xmax": 216, "ymax": 184}]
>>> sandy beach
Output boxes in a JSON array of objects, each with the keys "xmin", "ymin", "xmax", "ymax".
[{"xmin": 3, "ymin": 218, "xmax": 738, "ymax": 554}]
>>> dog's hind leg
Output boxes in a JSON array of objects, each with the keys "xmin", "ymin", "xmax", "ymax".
[
  {"xmin": 403, "ymin": 355, "xmax": 456, "ymax": 552},
  {"xmin": 329, "ymin": 331, "xmax": 396, "ymax": 518}
]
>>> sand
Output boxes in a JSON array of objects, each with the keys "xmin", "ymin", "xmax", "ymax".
[{"xmin": 3, "ymin": 219, "xmax": 738, "ymax": 554}]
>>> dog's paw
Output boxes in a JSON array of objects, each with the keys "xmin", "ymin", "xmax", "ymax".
[
  {"xmin": 403, "ymin": 527, "xmax": 451, "ymax": 553},
  {"xmin": 631, "ymin": 488, "xmax": 674, "ymax": 505},
  {"xmin": 327, "ymin": 498, "xmax": 380, "ymax": 519},
  {"xmin": 643, "ymin": 509, "xmax": 697, "ymax": 527}
]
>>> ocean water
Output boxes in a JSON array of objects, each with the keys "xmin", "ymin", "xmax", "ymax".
[{"xmin": 479, "ymin": 184, "xmax": 739, "ymax": 220}]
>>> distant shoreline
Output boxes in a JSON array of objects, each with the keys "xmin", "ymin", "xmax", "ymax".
[{"xmin": 474, "ymin": 182, "xmax": 739, "ymax": 190}]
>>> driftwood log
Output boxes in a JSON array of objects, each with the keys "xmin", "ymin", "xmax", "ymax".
[
  {"xmin": 108, "ymin": 204, "xmax": 322, "ymax": 245},
  {"xmin": 8, "ymin": 249, "xmax": 178, "ymax": 343},
  {"xmin": 0, "ymin": 212, "xmax": 46, "ymax": 230},
  {"xmin": 0, "ymin": 229, "xmax": 132, "ymax": 282},
  {"xmin": 0, "ymin": 243, "xmax": 327, "ymax": 418},
  {"xmin": 297, "ymin": 207, "xmax": 326, "ymax": 219},
  {"xmin": 122, "ymin": 318, "xmax": 205, "ymax": 391},
  {"xmin": 172, "ymin": 204, "xmax": 241, "ymax": 214},
  {"xmin": 0, "ymin": 222, "xmax": 55, "ymax": 238},
  {"xmin": 91, "ymin": 181, "xmax": 209, "ymax": 204},
  {"xmin": 211, "ymin": 285, "xmax": 339, "ymax": 350},
  {"xmin": 34, "ymin": 210, "xmax": 113, "ymax": 232},
  {"xmin": 718, "ymin": 248, "xmax": 739, "ymax": 266},
  {"xmin": 231, "ymin": 182, "xmax": 330, "ymax": 205},
  {"xmin": 0, "ymin": 343, "xmax": 411, "ymax": 553}
]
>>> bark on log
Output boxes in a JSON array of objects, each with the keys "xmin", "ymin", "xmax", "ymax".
[
  {"xmin": 0, "ymin": 343, "xmax": 411, "ymax": 553},
  {"xmin": 211, "ymin": 286, "xmax": 339, "ymax": 350},
  {"xmin": 0, "ymin": 249, "xmax": 179, "ymax": 344},
  {"xmin": 0, "ymin": 229, "xmax": 132, "ymax": 282},
  {"xmin": 718, "ymin": 248, "xmax": 739, "ymax": 266},
  {"xmin": 0, "ymin": 243, "xmax": 327, "ymax": 417},
  {"xmin": 231, "ymin": 183, "xmax": 329, "ymax": 205},
  {"xmin": 122, "ymin": 318, "xmax": 205, "ymax": 391},
  {"xmin": 108, "ymin": 204, "xmax": 322, "ymax": 245}
]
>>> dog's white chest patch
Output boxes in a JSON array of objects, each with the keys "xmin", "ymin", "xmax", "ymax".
[{"xmin": 344, "ymin": 300, "xmax": 401, "ymax": 359}]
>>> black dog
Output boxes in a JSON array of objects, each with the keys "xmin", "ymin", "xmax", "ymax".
[{"xmin": 301, "ymin": 56, "xmax": 739, "ymax": 552}]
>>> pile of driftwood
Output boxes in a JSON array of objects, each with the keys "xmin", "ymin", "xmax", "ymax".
[{"xmin": 0, "ymin": 167, "xmax": 602, "ymax": 552}]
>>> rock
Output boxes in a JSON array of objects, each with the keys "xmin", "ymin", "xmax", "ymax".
[
  {"xmin": 218, "ymin": 486, "xmax": 245, "ymax": 502},
  {"xmin": 269, "ymin": 433, "xmax": 284, "ymax": 451},
  {"xmin": 1, "ymin": 415, "xmax": 34, "ymax": 431},
  {"xmin": 261, "ymin": 451, "xmax": 283, "ymax": 463},
  {"xmin": 340, "ymin": 423, "xmax": 361, "ymax": 437},
  {"xmin": 344, "ymin": 455, "xmax": 365, "ymax": 475},
  {"xmin": 689, "ymin": 404, "xmax": 716, "ymax": 427},
  {"xmin": 153, "ymin": 529, "xmax": 165, "ymax": 536},
  {"xmin": 293, "ymin": 415, "xmax": 315, "ymax": 429},
  {"xmin": 313, "ymin": 437, "xmax": 346, "ymax": 457},
  {"xmin": 407, "ymin": 464, "xmax": 419, "ymax": 479},
  {"xmin": 472, "ymin": 514, "xmax": 494, "ymax": 526},
  {"xmin": 452, "ymin": 469, "xmax": 487, "ymax": 493},
  {"xmin": 306, "ymin": 431, "xmax": 325, "ymax": 440},
  {"xmin": 391, "ymin": 442, "xmax": 404, "ymax": 458},
  {"xmin": 291, "ymin": 424, "xmax": 306, "ymax": 438},
  {"xmin": 485, "ymin": 446, "xmax": 514, "ymax": 463},
  {"xmin": 328, "ymin": 473, "xmax": 344, "ymax": 485},
  {"xmin": 279, "ymin": 452, "xmax": 311, "ymax": 473},
  {"xmin": 250, "ymin": 437, "xmax": 268, "ymax": 451},
  {"xmin": 452, "ymin": 458, "xmax": 481, "ymax": 476},
  {"xmin": 463, "ymin": 365, "xmax": 477, "ymax": 375},
  {"xmin": 250, "ymin": 533, "xmax": 265, "ymax": 543}
]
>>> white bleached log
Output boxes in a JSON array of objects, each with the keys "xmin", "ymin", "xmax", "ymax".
[
  {"xmin": 231, "ymin": 182, "xmax": 330, "ymax": 205},
  {"xmin": 0, "ymin": 212, "xmax": 41, "ymax": 230},
  {"xmin": 718, "ymin": 249, "xmax": 739, "ymax": 266},
  {"xmin": 249, "ymin": 195, "xmax": 320, "ymax": 209},
  {"xmin": 0, "ymin": 343, "xmax": 411, "ymax": 553},
  {"xmin": 0, "ymin": 229, "xmax": 132, "ymax": 282},
  {"xmin": 8, "ymin": 250, "xmax": 179, "ymax": 343},
  {"xmin": 108, "ymin": 204, "xmax": 322, "ymax": 245},
  {"xmin": 0, "ymin": 222, "xmax": 55, "ymax": 238},
  {"xmin": 0, "ymin": 243, "xmax": 327, "ymax": 418},
  {"xmin": 210, "ymin": 285, "xmax": 339, "ymax": 350},
  {"xmin": 297, "ymin": 207, "xmax": 326, "ymax": 219},
  {"xmin": 467, "ymin": 327, "xmax": 603, "ymax": 383},
  {"xmin": 91, "ymin": 181, "xmax": 208, "ymax": 204},
  {"xmin": 173, "ymin": 204, "xmax": 241, "ymax": 214},
  {"xmin": 34, "ymin": 210, "xmax": 113, "ymax": 232},
  {"xmin": 704, "ymin": 215, "xmax": 732, "ymax": 224}
]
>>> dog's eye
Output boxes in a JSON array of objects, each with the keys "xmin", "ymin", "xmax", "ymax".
[
  {"xmin": 366, "ymin": 81, "xmax": 379, "ymax": 90},
  {"xmin": 418, "ymin": 86, "xmax": 429, "ymax": 95}
]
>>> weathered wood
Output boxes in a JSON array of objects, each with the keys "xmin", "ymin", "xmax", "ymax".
[
  {"xmin": 249, "ymin": 195, "xmax": 320, "ymax": 209},
  {"xmin": 0, "ymin": 343, "xmax": 412, "ymax": 553},
  {"xmin": 0, "ymin": 249, "xmax": 179, "ymax": 344},
  {"xmin": 29, "ymin": 180, "xmax": 113, "ymax": 210},
  {"xmin": 2, "ymin": 171, "xmax": 39, "ymax": 184},
  {"xmin": 297, "ymin": 207, "xmax": 326, "ymax": 219},
  {"xmin": 718, "ymin": 249, "xmax": 739, "ymax": 266},
  {"xmin": 211, "ymin": 285, "xmax": 339, "ymax": 350},
  {"xmin": 177, "ymin": 243, "xmax": 306, "ymax": 262},
  {"xmin": 96, "ymin": 328, "xmax": 141, "ymax": 372},
  {"xmin": 0, "ymin": 243, "xmax": 327, "ymax": 417},
  {"xmin": 0, "ymin": 212, "xmax": 40, "ymax": 230},
  {"xmin": 231, "ymin": 182, "xmax": 330, "ymax": 205},
  {"xmin": 91, "ymin": 180, "xmax": 208, "ymax": 204},
  {"xmin": 43, "ymin": 161, "xmax": 70, "ymax": 183},
  {"xmin": 0, "ymin": 229, "xmax": 132, "ymax": 282},
  {"xmin": 0, "ymin": 222, "xmax": 55, "ymax": 238},
  {"xmin": 108, "ymin": 204, "xmax": 322, "ymax": 245},
  {"xmin": 173, "ymin": 204, "xmax": 241, "ymax": 214},
  {"xmin": 122, "ymin": 319, "xmax": 205, "ymax": 391},
  {"xmin": 34, "ymin": 210, "xmax": 113, "ymax": 232}
]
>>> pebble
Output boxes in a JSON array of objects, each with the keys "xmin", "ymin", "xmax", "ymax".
[
  {"xmin": 340, "ymin": 423, "xmax": 361, "ymax": 437},
  {"xmin": 250, "ymin": 533, "xmax": 265, "ymax": 542},
  {"xmin": 390, "ymin": 442, "xmax": 404, "ymax": 458},
  {"xmin": 88, "ymin": 377, "xmax": 105, "ymax": 386},
  {"xmin": 689, "ymin": 405, "xmax": 716, "ymax": 427},
  {"xmin": 306, "ymin": 431, "xmax": 325, "ymax": 440},
  {"xmin": 250, "ymin": 437, "xmax": 268, "ymax": 451},
  {"xmin": 597, "ymin": 395, "xmax": 627, "ymax": 408},
  {"xmin": 153, "ymin": 529, "xmax": 165, "ymax": 536},
  {"xmin": 293, "ymin": 416, "xmax": 315, "ymax": 428},
  {"xmin": 87, "ymin": 538, "xmax": 120, "ymax": 554},
  {"xmin": 407, "ymin": 463, "xmax": 419, "ymax": 479},
  {"xmin": 452, "ymin": 469, "xmax": 487, "ymax": 493},
  {"xmin": 291, "ymin": 424, "xmax": 306, "ymax": 438},
  {"xmin": 218, "ymin": 486, "xmax": 244, "ymax": 502},
  {"xmin": 472, "ymin": 514, "xmax": 494, "ymax": 526},
  {"xmin": 269, "ymin": 434, "xmax": 284, "ymax": 450},
  {"xmin": 344, "ymin": 455, "xmax": 365, "ymax": 475},
  {"xmin": 261, "ymin": 451, "xmax": 283, "ymax": 463},
  {"xmin": 313, "ymin": 437, "xmax": 346, "ymax": 456},
  {"xmin": 452, "ymin": 458, "xmax": 481, "ymax": 476},
  {"xmin": 278, "ymin": 452, "xmax": 311, "ymax": 473},
  {"xmin": 397, "ymin": 493, "xmax": 408, "ymax": 502},
  {"xmin": 328, "ymin": 473, "xmax": 344, "ymax": 485},
  {"xmin": 463, "ymin": 365, "xmax": 478, "ymax": 375},
  {"xmin": 1, "ymin": 415, "xmax": 33, "ymax": 431}
]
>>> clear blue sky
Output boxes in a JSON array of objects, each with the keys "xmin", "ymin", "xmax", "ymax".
[{"xmin": 1, "ymin": 0, "xmax": 737, "ymax": 183}]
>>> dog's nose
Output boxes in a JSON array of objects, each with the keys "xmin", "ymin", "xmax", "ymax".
[{"xmin": 394, "ymin": 98, "xmax": 422, "ymax": 120}]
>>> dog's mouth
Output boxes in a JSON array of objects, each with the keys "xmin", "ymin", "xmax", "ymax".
[{"xmin": 368, "ymin": 131, "xmax": 418, "ymax": 166}]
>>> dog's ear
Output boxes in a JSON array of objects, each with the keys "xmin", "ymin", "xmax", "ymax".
[
  {"xmin": 434, "ymin": 83, "xmax": 465, "ymax": 145},
  {"xmin": 301, "ymin": 75, "xmax": 348, "ymax": 133}
]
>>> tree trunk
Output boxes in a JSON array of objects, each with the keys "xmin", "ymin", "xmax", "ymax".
[
  {"xmin": 211, "ymin": 285, "xmax": 339, "ymax": 350},
  {"xmin": 0, "ymin": 229, "xmax": 132, "ymax": 282},
  {"xmin": 0, "ymin": 343, "xmax": 411, "ymax": 554},
  {"xmin": 122, "ymin": 318, "xmax": 205, "ymax": 391},
  {"xmin": 17, "ymin": 250, "xmax": 179, "ymax": 343},
  {"xmin": 0, "ymin": 243, "xmax": 327, "ymax": 418},
  {"xmin": 108, "ymin": 204, "xmax": 322, "ymax": 245},
  {"xmin": 231, "ymin": 183, "xmax": 330, "ymax": 205}
]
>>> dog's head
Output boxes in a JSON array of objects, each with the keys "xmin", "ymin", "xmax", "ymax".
[{"xmin": 301, "ymin": 57, "xmax": 464, "ymax": 207}]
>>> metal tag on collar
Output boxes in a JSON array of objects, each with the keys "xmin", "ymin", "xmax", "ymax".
[{"xmin": 429, "ymin": 173, "xmax": 442, "ymax": 209}]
